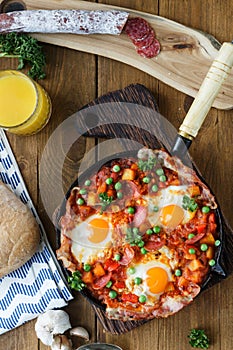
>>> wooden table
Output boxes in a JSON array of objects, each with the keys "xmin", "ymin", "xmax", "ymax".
[{"xmin": 0, "ymin": 0, "xmax": 233, "ymax": 349}]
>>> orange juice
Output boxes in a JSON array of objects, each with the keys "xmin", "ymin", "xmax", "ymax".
[{"xmin": 0, "ymin": 70, "xmax": 51, "ymax": 135}]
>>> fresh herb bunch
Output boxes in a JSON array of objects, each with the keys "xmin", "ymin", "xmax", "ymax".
[
  {"xmin": 0, "ymin": 32, "xmax": 46, "ymax": 80},
  {"xmin": 99, "ymin": 192, "xmax": 113, "ymax": 212},
  {"xmin": 125, "ymin": 227, "xmax": 142, "ymax": 246},
  {"xmin": 138, "ymin": 157, "xmax": 157, "ymax": 171},
  {"xmin": 182, "ymin": 195, "xmax": 198, "ymax": 212},
  {"xmin": 68, "ymin": 271, "xmax": 86, "ymax": 291},
  {"xmin": 188, "ymin": 329, "xmax": 210, "ymax": 349}
]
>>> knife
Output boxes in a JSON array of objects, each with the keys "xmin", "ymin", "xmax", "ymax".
[{"xmin": 172, "ymin": 41, "xmax": 233, "ymax": 158}]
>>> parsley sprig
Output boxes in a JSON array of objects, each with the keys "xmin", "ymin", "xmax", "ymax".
[
  {"xmin": 125, "ymin": 227, "xmax": 142, "ymax": 246},
  {"xmin": 68, "ymin": 271, "xmax": 86, "ymax": 291},
  {"xmin": 188, "ymin": 329, "xmax": 210, "ymax": 349},
  {"xmin": 0, "ymin": 32, "xmax": 46, "ymax": 80},
  {"xmin": 99, "ymin": 192, "xmax": 113, "ymax": 213},
  {"xmin": 138, "ymin": 157, "xmax": 157, "ymax": 171},
  {"xmin": 182, "ymin": 195, "xmax": 198, "ymax": 212}
]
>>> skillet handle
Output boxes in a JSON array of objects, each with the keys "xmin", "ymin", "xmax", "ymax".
[{"xmin": 178, "ymin": 42, "xmax": 233, "ymax": 140}]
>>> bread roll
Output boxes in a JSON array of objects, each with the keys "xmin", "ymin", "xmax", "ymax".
[{"xmin": 0, "ymin": 182, "xmax": 40, "ymax": 278}]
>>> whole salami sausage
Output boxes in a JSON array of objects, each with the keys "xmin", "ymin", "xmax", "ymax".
[{"xmin": 0, "ymin": 9, "xmax": 129, "ymax": 35}]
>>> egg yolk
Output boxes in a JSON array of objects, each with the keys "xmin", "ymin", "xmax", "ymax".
[
  {"xmin": 146, "ymin": 267, "xmax": 168, "ymax": 294},
  {"xmin": 88, "ymin": 218, "xmax": 109, "ymax": 243},
  {"xmin": 160, "ymin": 204, "xmax": 184, "ymax": 228}
]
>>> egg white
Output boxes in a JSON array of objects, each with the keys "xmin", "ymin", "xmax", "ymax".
[
  {"xmin": 125, "ymin": 251, "xmax": 177, "ymax": 303},
  {"xmin": 70, "ymin": 213, "xmax": 113, "ymax": 264},
  {"xmin": 144, "ymin": 185, "xmax": 196, "ymax": 229}
]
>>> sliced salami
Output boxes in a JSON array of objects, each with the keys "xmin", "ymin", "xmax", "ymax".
[
  {"xmin": 124, "ymin": 17, "xmax": 151, "ymax": 41},
  {"xmin": 137, "ymin": 38, "xmax": 161, "ymax": 58},
  {"xmin": 0, "ymin": 9, "xmax": 129, "ymax": 35},
  {"xmin": 133, "ymin": 28, "xmax": 155, "ymax": 48},
  {"xmin": 125, "ymin": 17, "xmax": 160, "ymax": 58}
]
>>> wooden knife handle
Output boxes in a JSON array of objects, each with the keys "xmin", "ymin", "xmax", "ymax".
[{"xmin": 179, "ymin": 42, "xmax": 233, "ymax": 139}]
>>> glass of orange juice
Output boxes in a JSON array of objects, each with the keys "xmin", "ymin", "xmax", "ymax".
[{"xmin": 0, "ymin": 70, "xmax": 52, "ymax": 135}]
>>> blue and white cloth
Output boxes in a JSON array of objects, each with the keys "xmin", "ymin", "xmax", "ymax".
[{"xmin": 0, "ymin": 129, "xmax": 73, "ymax": 335}]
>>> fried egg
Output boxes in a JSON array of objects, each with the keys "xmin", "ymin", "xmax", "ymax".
[
  {"xmin": 70, "ymin": 213, "xmax": 113, "ymax": 263},
  {"xmin": 144, "ymin": 185, "xmax": 197, "ymax": 229},
  {"xmin": 125, "ymin": 254, "xmax": 175, "ymax": 303}
]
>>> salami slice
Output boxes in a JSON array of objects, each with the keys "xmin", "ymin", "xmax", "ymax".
[
  {"xmin": 125, "ymin": 17, "xmax": 160, "ymax": 58},
  {"xmin": 133, "ymin": 28, "xmax": 155, "ymax": 48},
  {"xmin": 137, "ymin": 38, "xmax": 161, "ymax": 58},
  {"xmin": 0, "ymin": 9, "xmax": 129, "ymax": 35},
  {"xmin": 124, "ymin": 17, "xmax": 151, "ymax": 41}
]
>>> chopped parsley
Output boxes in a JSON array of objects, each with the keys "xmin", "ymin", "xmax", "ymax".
[
  {"xmin": 188, "ymin": 329, "xmax": 210, "ymax": 349},
  {"xmin": 99, "ymin": 192, "xmax": 113, "ymax": 212},
  {"xmin": 68, "ymin": 271, "xmax": 86, "ymax": 291},
  {"xmin": 0, "ymin": 32, "xmax": 46, "ymax": 80},
  {"xmin": 182, "ymin": 195, "xmax": 198, "ymax": 212},
  {"xmin": 138, "ymin": 156, "xmax": 157, "ymax": 171}
]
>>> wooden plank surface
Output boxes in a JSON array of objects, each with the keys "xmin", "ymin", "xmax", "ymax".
[
  {"xmin": 19, "ymin": 0, "xmax": 233, "ymax": 110},
  {"xmin": 0, "ymin": 0, "xmax": 233, "ymax": 350}
]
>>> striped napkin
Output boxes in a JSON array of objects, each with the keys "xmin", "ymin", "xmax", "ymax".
[{"xmin": 0, "ymin": 130, "xmax": 73, "ymax": 335}]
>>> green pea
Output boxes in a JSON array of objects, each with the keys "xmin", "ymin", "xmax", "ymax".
[
  {"xmin": 134, "ymin": 277, "xmax": 142, "ymax": 285},
  {"xmin": 106, "ymin": 177, "xmax": 113, "ymax": 185},
  {"xmin": 106, "ymin": 281, "xmax": 112, "ymax": 288},
  {"xmin": 109, "ymin": 290, "xmax": 117, "ymax": 299},
  {"xmin": 132, "ymin": 227, "xmax": 139, "ymax": 235},
  {"xmin": 140, "ymin": 247, "xmax": 147, "ymax": 255},
  {"xmin": 115, "ymin": 182, "xmax": 122, "ymax": 190},
  {"xmin": 153, "ymin": 225, "xmax": 161, "ymax": 234},
  {"xmin": 143, "ymin": 176, "xmax": 150, "ymax": 184},
  {"xmin": 137, "ymin": 241, "xmax": 145, "ymax": 248},
  {"xmin": 159, "ymin": 175, "xmax": 167, "ymax": 182},
  {"xmin": 215, "ymin": 240, "xmax": 221, "ymax": 247},
  {"xmin": 188, "ymin": 233, "xmax": 195, "ymax": 240},
  {"xmin": 84, "ymin": 179, "xmax": 91, "ymax": 186},
  {"xmin": 200, "ymin": 244, "xmax": 208, "ymax": 252},
  {"xmin": 113, "ymin": 164, "xmax": 121, "ymax": 172},
  {"xmin": 175, "ymin": 269, "xmax": 182, "ymax": 277},
  {"xmin": 128, "ymin": 207, "xmax": 135, "ymax": 214},
  {"xmin": 209, "ymin": 259, "xmax": 216, "ymax": 267},
  {"xmin": 202, "ymin": 206, "xmax": 210, "ymax": 214},
  {"xmin": 139, "ymin": 295, "xmax": 147, "ymax": 303},
  {"xmin": 151, "ymin": 184, "xmax": 158, "ymax": 192},
  {"xmin": 77, "ymin": 198, "xmax": 84, "ymax": 205},
  {"xmin": 117, "ymin": 191, "xmax": 123, "ymax": 199},
  {"xmin": 146, "ymin": 229, "xmax": 153, "ymax": 235},
  {"xmin": 189, "ymin": 248, "xmax": 196, "ymax": 254},
  {"xmin": 156, "ymin": 168, "xmax": 164, "ymax": 176},
  {"xmin": 79, "ymin": 188, "xmax": 87, "ymax": 195},
  {"xmin": 128, "ymin": 267, "xmax": 136, "ymax": 275},
  {"xmin": 83, "ymin": 264, "xmax": 91, "ymax": 272},
  {"xmin": 153, "ymin": 206, "xmax": 159, "ymax": 212},
  {"xmin": 114, "ymin": 253, "xmax": 121, "ymax": 261}
]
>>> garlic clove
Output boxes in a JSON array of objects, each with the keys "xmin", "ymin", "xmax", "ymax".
[
  {"xmin": 69, "ymin": 326, "xmax": 90, "ymax": 341},
  {"xmin": 51, "ymin": 335, "xmax": 72, "ymax": 350}
]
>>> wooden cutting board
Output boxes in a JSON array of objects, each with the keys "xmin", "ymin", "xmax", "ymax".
[{"xmin": 5, "ymin": 0, "xmax": 233, "ymax": 110}]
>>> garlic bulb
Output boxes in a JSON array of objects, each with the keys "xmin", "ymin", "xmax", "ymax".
[
  {"xmin": 35, "ymin": 310, "xmax": 71, "ymax": 346},
  {"xmin": 51, "ymin": 335, "xmax": 72, "ymax": 350}
]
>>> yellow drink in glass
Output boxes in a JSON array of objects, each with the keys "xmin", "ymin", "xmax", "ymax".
[{"xmin": 0, "ymin": 70, "xmax": 52, "ymax": 135}]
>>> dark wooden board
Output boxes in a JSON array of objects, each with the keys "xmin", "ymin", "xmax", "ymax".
[{"xmin": 58, "ymin": 84, "xmax": 233, "ymax": 334}]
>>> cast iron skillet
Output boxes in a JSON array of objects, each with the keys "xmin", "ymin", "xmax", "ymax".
[
  {"xmin": 56, "ymin": 42, "xmax": 233, "ymax": 313},
  {"xmin": 55, "ymin": 148, "xmax": 226, "ymax": 310}
]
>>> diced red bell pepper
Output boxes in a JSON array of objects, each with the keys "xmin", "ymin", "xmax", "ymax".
[
  {"xmin": 104, "ymin": 259, "xmax": 120, "ymax": 272},
  {"xmin": 196, "ymin": 224, "xmax": 207, "ymax": 234},
  {"xmin": 121, "ymin": 293, "xmax": 139, "ymax": 303},
  {"xmin": 114, "ymin": 281, "xmax": 126, "ymax": 289}
]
